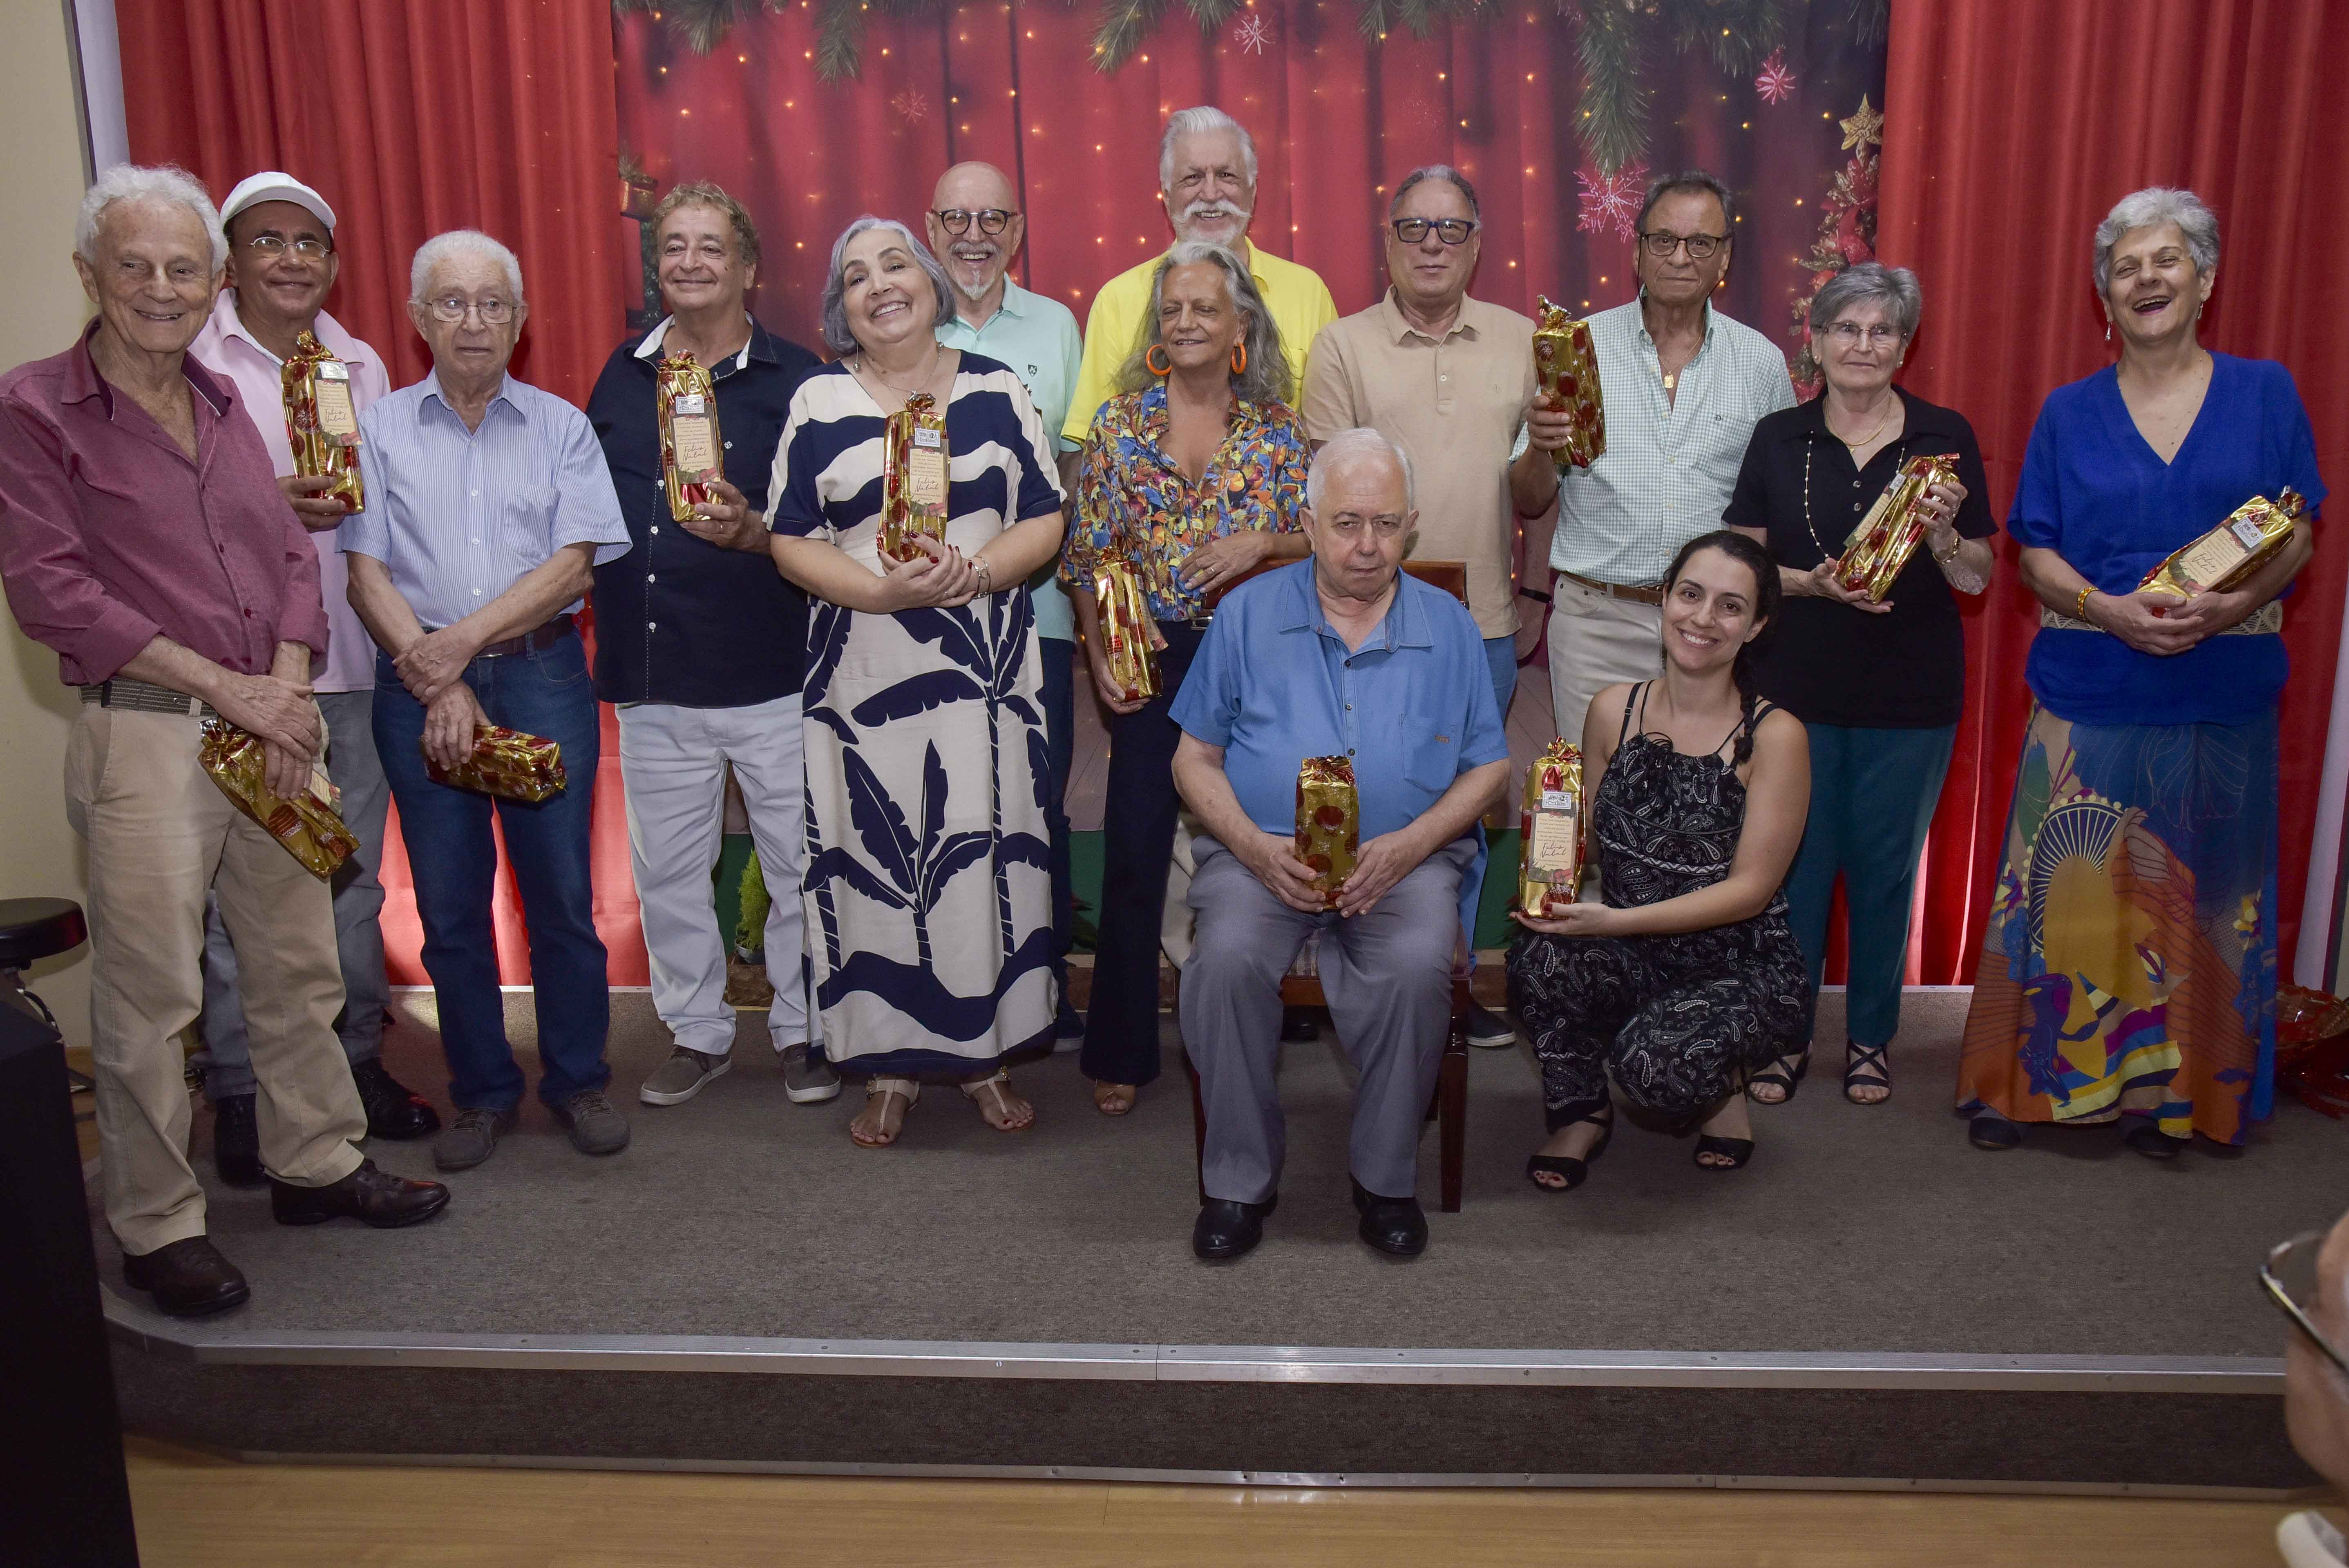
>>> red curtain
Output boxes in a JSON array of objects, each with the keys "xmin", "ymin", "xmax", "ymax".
[
  {"xmin": 1878, "ymin": 0, "xmax": 2349, "ymax": 982},
  {"xmin": 118, "ymin": 0, "xmax": 649, "ymax": 983}
]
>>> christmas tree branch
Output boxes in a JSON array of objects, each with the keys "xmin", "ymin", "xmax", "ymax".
[
  {"xmin": 1094, "ymin": 0, "xmax": 1174, "ymax": 71},
  {"xmin": 1574, "ymin": 1, "xmax": 1649, "ymax": 176}
]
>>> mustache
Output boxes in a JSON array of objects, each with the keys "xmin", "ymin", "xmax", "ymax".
[{"xmin": 1178, "ymin": 199, "xmax": 1252, "ymax": 226}]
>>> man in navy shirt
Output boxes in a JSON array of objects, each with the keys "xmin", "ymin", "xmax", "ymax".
[
  {"xmin": 1170, "ymin": 429, "xmax": 1509, "ymax": 1263},
  {"xmin": 584, "ymin": 183, "xmax": 832, "ymax": 1111}
]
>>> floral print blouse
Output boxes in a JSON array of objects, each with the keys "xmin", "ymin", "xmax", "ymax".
[{"xmin": 1061, "ymin": 381, "xmax": 1310, "ymax": 621}]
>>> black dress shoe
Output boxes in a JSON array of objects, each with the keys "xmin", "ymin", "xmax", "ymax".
[
  {"xmin": 1192, "ymin": 1194, "xmax": 1278, "ymax": 1261},
  {"xmin": 352, "ymin": 1058, "xmax": 442, "ymax": 1140},
  {"xmin": 1280, "ymin": 1007, "xmax": 1319, "ymax": 1043},
  {"xmin": 122, "ymin": 1236, "xmax": 250, "ymax": 1318},
  {"xmin": 271, "ymin": 1158, "xmax": 452, "ymax": 1228},
  {"xmin": 1351, "ymin": 1178, "xmax": 1428, "ymax": 1258},
  {"xmin": 210, "ymin": 1094, "xmax": 265, "ymax": 1188}
]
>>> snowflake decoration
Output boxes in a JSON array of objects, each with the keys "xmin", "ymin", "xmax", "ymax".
[
  {"xmin": 1754, "ymin": 48, "xmax": 1795, "ymax": 105},
  {"xmin": 1233, "ymin": 13, "xmax": 1271, "ymax": 54},
  {"xmin": 1575, "ymin": 163, "xmax": 1647, "ymax": 241},
  {"xmin": 890, "ymin": 88, "xmax": 928, "ymax": 123}
]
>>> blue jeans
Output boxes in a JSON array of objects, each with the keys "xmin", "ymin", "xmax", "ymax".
[
  {"xmin": 1040, "ymin": 636, "xmax": 1075, "ymax": 1012},
  {"xmin": 373, "ymin": 630, "xmax": 611, "ymax": 1112},
  {"xmin": 1783, "ymin": 722, "xmax": 1957, "ymax": 1050}
]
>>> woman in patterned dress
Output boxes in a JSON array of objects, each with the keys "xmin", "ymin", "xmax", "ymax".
[
  {"xmin": 1507, "ymin": 531, "xmax": 1813, "ymax": 1183},
  {"xmin": 765, "ymin": 217, "xmax": 1068, "ymax": 1147}
]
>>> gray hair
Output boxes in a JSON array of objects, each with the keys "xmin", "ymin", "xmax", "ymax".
[
  {"xmin": 75, "ymin": 164, "xmax": 226, "ymax": 273},
  {"xmin": 1115, "ymin": 241, "xmax": 1291, "ymax": 406},
  {"xmin": 2094, "ymin": 187, "xmax": 2219, "ymax": 295},
  {"xmin": 1389, "ymin": 164, "xmax": 1481, "ymax": 223},
  {"xmin": 1636, "ymin": 168, "xmax": 1736, "ymax": 235},
  {"xmin": 1307, "ymin": 427, "xmax": 1417, "ymax": 516},
  {"xmin": 819, "ymin": 216, "xmax": 954, "ymax": 356},
  {"xmin": 1159, "ymin": 106, "xmax": 1258, "ymax": 192},
  {"xmin": 409, "ymin": 230, "xmax": 525, "ymax": 306},
  {"xmin": 1809, "ymin": 262, "xmax": 1922, "ymax": 341}
]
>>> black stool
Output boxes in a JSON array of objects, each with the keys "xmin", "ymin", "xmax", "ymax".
[{"xmin": 1, "ymin": 897, "xmax": 90, "ymax": 1085}]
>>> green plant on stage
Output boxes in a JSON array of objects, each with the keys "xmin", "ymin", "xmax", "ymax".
[{"xmin": 736, "ymin": 850, "xmax": 771, "ymax": 961}]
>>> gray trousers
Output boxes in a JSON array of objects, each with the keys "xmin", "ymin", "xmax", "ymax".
[
  {"xmin": 196, "ymin": 690, "xmax": 392, "ymax": 1100},
  {"xmin": 1181, "ymin": 832, "xmax": 1474, "ymax": 1205}
]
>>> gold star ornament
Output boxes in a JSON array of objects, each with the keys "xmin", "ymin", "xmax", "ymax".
[{"xmin": 1840, "ymin": 95, "xmax": 1884, "ymax": 152}]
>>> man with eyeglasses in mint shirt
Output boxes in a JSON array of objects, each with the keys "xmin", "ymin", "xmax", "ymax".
[
  {"xmin": 1514, "ymin": 169, "xmax": 1795, "ymax": 752},
  {"xmin": 187, "ymin": 173, "xmax": 440, "ymax": 1183},
  {"xmin": 925, "ymin": 161, "xmax": 1087, "ymax": 1046},
  {"xmin": 1303, "ymin": 165, "xmax": 1550, "ymax": 1049}
]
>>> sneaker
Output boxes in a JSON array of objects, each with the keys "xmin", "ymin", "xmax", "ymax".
[
  {"xmin": 210, "ymin": 1093, "xmax": 265, "ymax": 1188},
  {"xmin": 1466, "ymin": 1003, "xmax": 1517, "ymax": 1049},
  {"xmin": 433, "ymin": 1105, "xmax": 519, "ymax": 1172},
  {"xmin": 781, "ymin": 1043, "xmax": 841, "ymax": 1104},
  {"xmin": 639, "ymin": 1045, "xmax": 732, "ymax": 1106},
  {"xmin": 551, "ymin": 1088, "xmax": 631, "ymax": 1155}
]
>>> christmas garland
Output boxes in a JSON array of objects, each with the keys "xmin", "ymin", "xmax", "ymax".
[
  {"xmin": 1787, "ymin": 94, "xmax": 1882, "ymax": 399},
  {"xmin": 616, "ymin": 0, "xmax": 1888, "ymax": 174}
]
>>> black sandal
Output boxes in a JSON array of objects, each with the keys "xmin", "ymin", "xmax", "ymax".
[
  {"xmin": 1693, "ymin": 1135, "xmax": 1755, "ymax": 1170},
  {"xmin": 1968, "ymin": 1112, "xmax": 2022, "ymax": 1150},
  {"xmin": 1526, "ymin": 1108, "xmax": 1614, "ymax": 1192},
  {"xmin": 1747, "ymin": 1048, "xmax": 1810, "ymax": 1104},
  {"xmin": 1844, "ymin": 1040, "xmax": 1891, "ymax": 1104},
  {"xmin": 2125, "ymin": 1123, "xmax": 2187, "ymax": 1160}
]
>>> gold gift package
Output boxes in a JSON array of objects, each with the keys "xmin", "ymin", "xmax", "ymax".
[
  {"xmin": 1295, "ymin": 755, "xmax": 1360, "ymax": 908},
  {"xmin": 425, "ymin": 724, "xmax": 568, "ymax": 802},
  {"xmin": 282, "ymin": 330, "xmax": 365, "ymax": 512},
  {"xmin": 657, "ymin": 351, "xmax": 722, "ymax": 523},
  {"xmin": 1830, "ymin": 453, "xmax": 1959, "ymax": 603},
  {"xmin": 879, "ymin": 391, "xmax": 950, "ymax": 565},
  {"xmin": 1519, "ymin": 739, "xmax": 1585, "ymax": 917},
  {"xmin": 199, "ymin": 720, "xmax": 360, "ymax": 880},
  {"xmin": 1531, "ymin": 296, "xmax": 1605, "ymax": 471},
  {"xmin": 1091, "ymin": 556, "xmax": 1161, "ymax": 702},
  {"xmin": 2139, "ymin": 488, "xmax": 2307, "ymax": 600}
]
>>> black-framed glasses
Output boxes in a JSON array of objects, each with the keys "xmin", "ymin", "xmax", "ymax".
[
  {"xmin": 1639, "ymin": 230, "xmax": 1728, "ymax": 259},
  {"xmin": 1391, "ymin": 217, "xmax": 1477, "ymax": 246},
  {"xmin": 246, "ymin": 234, "xmax": 333, "ymax": 261},
  {"xmin": 2263, "ymin": 1231, "xmax": 2349, "ymax": 1380},
  {"xmin": 932, "ymin": 208, "xmax": 1012, "ymax": 236}
]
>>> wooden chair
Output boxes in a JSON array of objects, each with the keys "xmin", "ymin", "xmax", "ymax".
[{"xmin": 1176, "ymin": 558, "xmax": 1476, "ymax": 1213}]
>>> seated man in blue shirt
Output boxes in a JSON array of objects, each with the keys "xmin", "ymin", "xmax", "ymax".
[{"xmin": 1170, "ymin": 428, "xmax": 1509, "ymax": 1263}]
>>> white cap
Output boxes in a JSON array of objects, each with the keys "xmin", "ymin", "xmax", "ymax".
[{"xmin": 219, "ymin": 172, "xmax": 336, "ymax": 235}]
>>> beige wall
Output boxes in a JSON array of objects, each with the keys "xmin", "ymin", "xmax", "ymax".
[{"xmin": 2, "ymin": 2, "xmax": 95, "ymax": 1048}]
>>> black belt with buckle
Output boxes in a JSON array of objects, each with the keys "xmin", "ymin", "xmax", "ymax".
[{"xmin": 460, "ymin": 614, "xmax": 573, "ymax": 659}]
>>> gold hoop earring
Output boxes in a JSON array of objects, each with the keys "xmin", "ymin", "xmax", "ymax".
[{"xmin": 1145, "ymin": 343, "xmax": 1172, "ymax": 377}]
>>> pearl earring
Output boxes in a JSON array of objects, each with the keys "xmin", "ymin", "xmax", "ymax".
[{"xmin": 2104, "ymin": 322, "xmax": 2112, "ymax": 343}]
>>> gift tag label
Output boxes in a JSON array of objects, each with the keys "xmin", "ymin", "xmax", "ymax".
[
  {"xmin": 316, "ymin": 360, "xmax": 349, "ymax": 382},
  {"xmin": 672, "ymin": 409, "xmax": 718, "ymax": 476},
  {"xmin": 2231, "ymin": 517, "xmax": 2266, "ymax": 549},
  {"xmin": 1529, "ymin": 811, "xmax": 1579, "ymax": 870},
  {"xmin": 906, "ymin": 441, "xmax": 948, "ymax": 507},
  {"xmin": 1540, "ymin": 789, "xmax": 1575, "ymax": 812},
  {"xmin": 313, "ymin": 375, "xmax": 360, "ymax": 441},
  {"xmin": 2177, "ymin": 532, "xmax": 2247, "ymax": 588},
  {"xmin": 913, "ymin": 427, "xmax": 943, "ymax": 450}
]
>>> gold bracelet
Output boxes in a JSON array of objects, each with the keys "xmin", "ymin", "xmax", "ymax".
[
  {"xmin": 2074, "ymin": 584, "xmax": 2096, "ymax": 619},
  {"xmin": 1932, "ymin": 534, "xmax": 1963, "ymax": 565}
]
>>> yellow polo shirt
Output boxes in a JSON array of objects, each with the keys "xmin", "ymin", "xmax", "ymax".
[{"xmin": 1062, "ymin": 243, "xmax": 1339, "ymax": 444}]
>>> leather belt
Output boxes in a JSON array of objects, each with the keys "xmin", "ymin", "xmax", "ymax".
[
  {"xmin": 2040, "ymin": 600, "xmax": 2282, "ymax": 637},
  {"xmin": 1557, "ymin": 570, "xmax": 1665, "ymax": 608},
  {"xmin": 458, "ymin": 614, "xmax": 574, "ymax": 659},
  {"xmin": 81, "ymin": 677, "xmax": 218, "ymax": 719}
]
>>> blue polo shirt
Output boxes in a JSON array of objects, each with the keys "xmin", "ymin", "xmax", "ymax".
[{"xmin": 1171, "ymin": 558, "xmax": 1509, "ymax": 840}]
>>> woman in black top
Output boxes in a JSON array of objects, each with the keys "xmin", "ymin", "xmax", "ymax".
[{"xmin": 1725, "ymin": 263, "xmax": 1994, "ymax": 1106}]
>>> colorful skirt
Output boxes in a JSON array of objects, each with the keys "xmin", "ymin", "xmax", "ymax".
[{"xmin": 1958, "ymin": 702, "xmax": 2277, "ymax": 1143}]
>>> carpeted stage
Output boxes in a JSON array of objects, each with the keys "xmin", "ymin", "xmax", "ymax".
[{"xmin": 99, "ymin": 986, "xmax": 2342, "ymax": 1493}]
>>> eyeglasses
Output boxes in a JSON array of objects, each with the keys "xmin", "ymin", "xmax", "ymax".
[
  {"xmin": 425, "ymin": 297, "xmax": 515, "ymax": 325},
  {"xmin": 1323, "ymin": 515, "xmax": 1410, "ymax": 540},
  {"xmin": 1825, "ymin": 321, "xmax": 1904, "ymax": 347},
  {"xmin": 932, "ymin": 208, "xmax": 1013, "ymax": 236},
  {"xmin": 246, "ymin": 235, "xmax": 332, "ymax": 261},
  {"xmin": 2262, "ymin": 1231, "xmax": 2349, "ymax": 1381},
  {"xmin": 1639, "ymin": 231, "xmax": 1728, "ymax": 259},
  {"xmin": 1391, "ymin": 218, "xmax": 1478, "ymax": 246}
]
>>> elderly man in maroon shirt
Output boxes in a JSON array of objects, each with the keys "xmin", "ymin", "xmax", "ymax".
[{"xmin": 0, "ymin": 166, "xmax": 449, "ymax": 1318}]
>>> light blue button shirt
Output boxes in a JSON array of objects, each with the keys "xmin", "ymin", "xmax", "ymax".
[
  {"xmin": 934, "ymin": 279, "xmax": 1082, "ymax": 641},
  {"xmin": 342, "ymin": 374, "xmax": 631, "ymax": 630}
]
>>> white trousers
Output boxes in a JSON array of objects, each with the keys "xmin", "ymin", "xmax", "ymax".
[
  {"xmin": 1545, "ymin": 581, "xmax": 1665, "ymax": 751},
  {"xmin": 617, "ymin": 695, "xmax": 818, "ymax": 1056}
]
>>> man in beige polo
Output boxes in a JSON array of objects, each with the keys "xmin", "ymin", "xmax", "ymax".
[{"xmin": 1302, "ymin": 165, "xmax": 1559, "ymax": 1049}]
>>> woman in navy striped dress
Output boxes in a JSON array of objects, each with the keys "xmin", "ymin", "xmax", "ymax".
[{"xmin": 764, "ymin": 217, "xmax": 1068, "ymax": 1148}]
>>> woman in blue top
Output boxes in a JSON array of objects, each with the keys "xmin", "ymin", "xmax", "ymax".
[{"xmin": 1960, "ymin": 188, "xmax": 2322, "ymax": 1160}]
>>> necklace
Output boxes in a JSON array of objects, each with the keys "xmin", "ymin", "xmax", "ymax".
[
  {"xmin": 1826, "ymin": 393, "xmax": 1898, "ymax": 451},
  {"xmin": 857, "ymin": 348, "xmax": 943, "ymax": 397},
  {"xmin": 1804, "ymin": 431, "xmax": 1911, "ymax": 560}
]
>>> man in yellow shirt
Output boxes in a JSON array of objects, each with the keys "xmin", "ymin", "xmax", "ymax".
[{"xmin": 1062, "ymin": 105, "xmax": 1337, "ymax": 445}]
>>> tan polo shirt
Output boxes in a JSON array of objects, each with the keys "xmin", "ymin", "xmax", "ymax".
[{"xmin": 1301, "ymin": 290, "xmax": 1537, "ymax": 638}]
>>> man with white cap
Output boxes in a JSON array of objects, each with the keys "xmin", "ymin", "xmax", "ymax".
[{"xmin": 188, "ymin": 172, "xmax": 437, "ymax": 1186}]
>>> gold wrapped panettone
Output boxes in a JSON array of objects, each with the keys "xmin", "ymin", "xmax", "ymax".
[
  {"xmin": 282, "ymin": 330, "xmax": 364, "ymax": 512},
  {"xmin": 879, "ymin": 391, "xmax": 950, "ymax": 565},
  {"xmin": 199, "ymin": 719, "xmax": 360, "ymax": 880},
  {"xmin": 2138, "ymin": 489, "xmax": 2307, "ymax": 600},
  {"xmin": 656, "ymin": 351, "xmax": 722, "ymax": 524},
  {"xmin": 1531, "ymin": 295, "xmax": 1605, "ymax": 471},
  {"xmin": 425, "ymin": 724, "xmax": 567, "ymax": 802},
  {"xmin": 1295, "ymin": 755, "xmax": 1359, "ymax": 909},
  {"xmin": 1837, "ymin": 453, "xmax": 1960, "ymax": 603},
  {"xmin": 1518, "ymin": 739, "xmax": 1585, "ymax": 917},
  {"xmin": 1091, "ymin": 556, "xmax": 1160, "ymax": 703}
]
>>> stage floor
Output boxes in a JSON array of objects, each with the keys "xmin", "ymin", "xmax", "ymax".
[{"xmin": 107, "ymin": 987, "xmax": 2341, "ymax": 1360}]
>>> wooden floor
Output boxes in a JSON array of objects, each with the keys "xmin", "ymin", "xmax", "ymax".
[{"xmin": 123, "ymin": 1438, "xmax": 2305, "ymax": 1567}]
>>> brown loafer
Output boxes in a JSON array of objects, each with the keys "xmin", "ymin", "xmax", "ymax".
[
  {"xmin": 122, "ymin": 1236, "xmax": 250, "ymax": 1318},
  {"xmin": 270, "ymin": 1158, "xmax": 451, "ymax": 1228}
]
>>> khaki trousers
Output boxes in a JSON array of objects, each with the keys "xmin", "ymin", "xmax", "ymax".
[
  {"xmin": 66, "ymin": 705, "xmax": 365, "ymax": 1255},
  {"xmin": 1545, "ymin": 580, "xmax": 1665, "ymax": 751}
]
